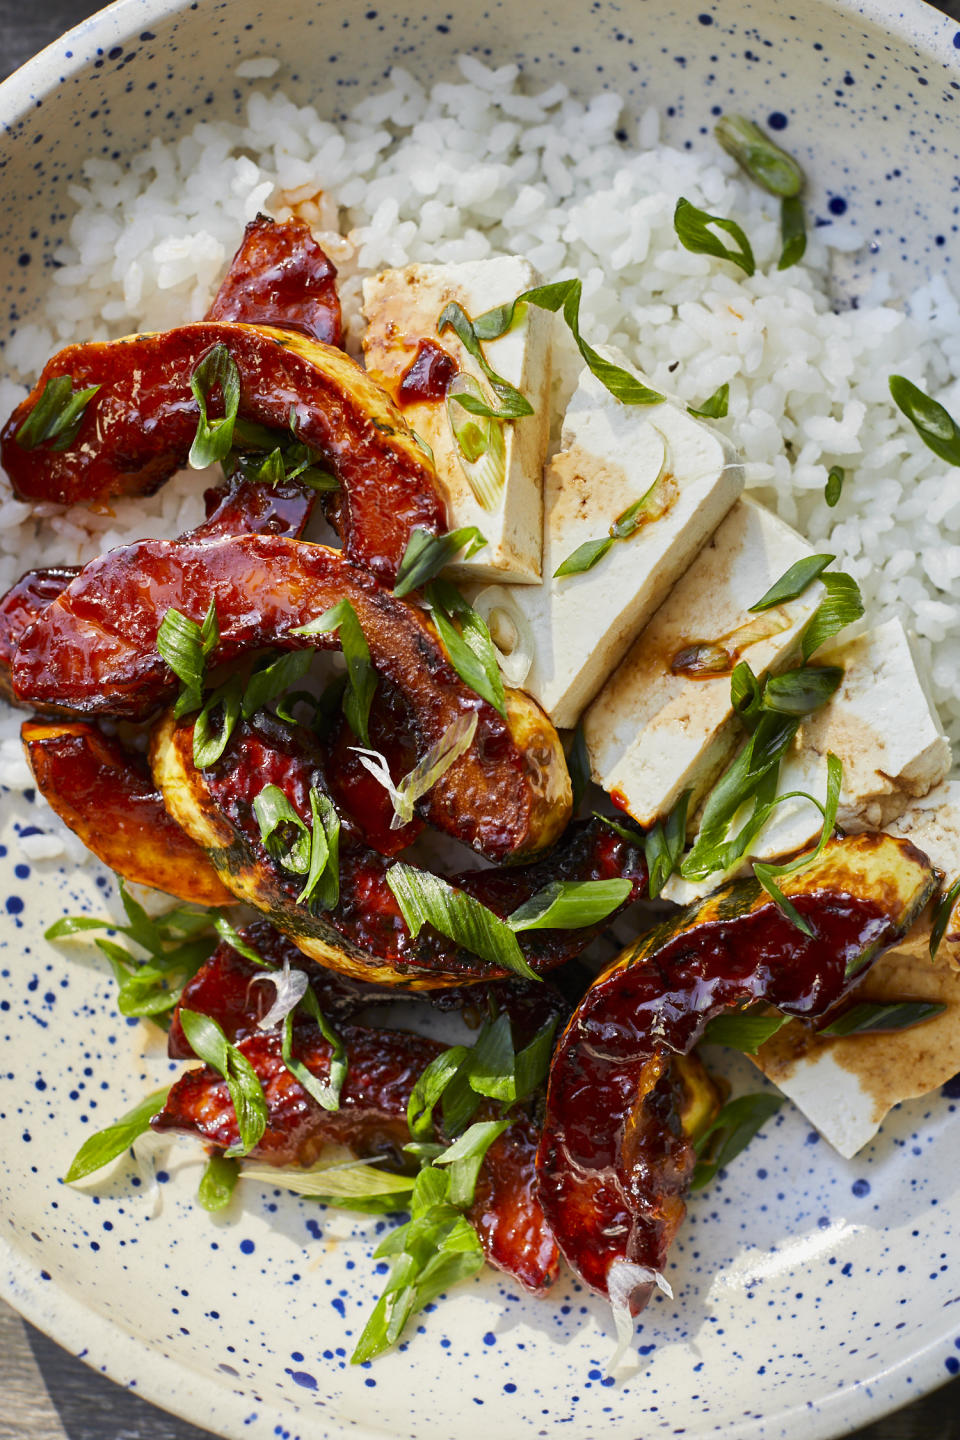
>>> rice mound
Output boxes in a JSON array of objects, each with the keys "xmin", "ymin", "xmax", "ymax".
[{"xmin": 3, "ymin": 55, "xmax": 960, "ymax": 853}]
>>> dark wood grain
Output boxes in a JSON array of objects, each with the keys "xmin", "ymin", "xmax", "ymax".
[{"xmin": 1, "ymin": 0, "xmax": 960, "ymax": 1437}]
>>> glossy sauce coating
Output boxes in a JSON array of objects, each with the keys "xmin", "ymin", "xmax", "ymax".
[
  {"xmin": 325, "ymin": 691, "xmax": 424, "ymax": 857},
  {"xmin": 206, "ymin": 215, "xmax": 343, "ymax": 347},
  {"xmin": 536, "ymin": 872, "xmax": 914, "ymax": 1303},
  {"xmin": 17, "ymin": 532, "xmax": 569, "ymax": 861},
  {"xmin": 396, "ymin": 339, "xmax": 458, "ymax": 407},
  {"xmin": 153, "ymin": 1020, "xmax": 558, "ymax": 1294},
  {"xmin": 195, "ymin": 713, "xmax": 643, "ymax": 984},
  {"xmin": 0, "ymin": 476, "xmax": 315, "ymax": 709},
  {"xmin": 1, "ymin": 322, "xmax": 444, "ymax": 584},
  {"xmin": 0, "ymin": 567, "xmax": 75, "ymax": 705},
  {"xmin": 191, "ymin": 474, "xmax": 317, "ymax": 541},
  {"xmin": 167, "ymin": 919, "xmax": 569, "ymax": 1059},
  {"xmin": 20, "ymin": 719, "xmax": 231, "ymax": 906}
]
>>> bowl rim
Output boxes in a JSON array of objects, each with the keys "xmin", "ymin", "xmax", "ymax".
[
  {"xmin": 1, "ymin": 0, "xmax": 958, "ymax": 127},
  {"xmin": 1, "ymin": 0, "xmax": 959, "ymax": 1436}
]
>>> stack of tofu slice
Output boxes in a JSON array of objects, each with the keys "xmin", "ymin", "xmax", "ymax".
[
  {"xmin": 362, "ymin": 255, "xmax": 959, "ymax": 1158},
  {"xmin": 363, "ymin": 259, "xmax": 744, "ymax": 716}
]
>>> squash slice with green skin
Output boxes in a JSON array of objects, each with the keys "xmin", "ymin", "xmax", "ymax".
[{"xmin": 536, "ymin": 831, "xmax": 938, "ymax": 1307}]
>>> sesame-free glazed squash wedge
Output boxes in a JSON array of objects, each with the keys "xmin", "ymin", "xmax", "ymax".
[
  {"xmin": 21, "ymin": 719, "xmax": 232, "ymax": 907},
  {"xmin": 165, "ymin": 918, "xmax": 572, "ymax": 1058},
  {"xmin": 153, "ymin": 1019, "xmax": 560, "ymax": 1296},
  {"xmin": 14, "ymin": 533, "xmax": 571, "ymax": 863},
  {"xmin": 0, "ymin": 475, "xmax": 316, "ymax": 709},
  {"xmin": 0, "ymin": 567, "xmax": 76, "ymax": 708},
  {"xmin": 536, "ymin": 832, "xmax": 938, "ymax": 1309},
  {"xmin": 151, "ymin": 710, "xmax": 643, "ymax": 987},
  {"xmin": 0, "ymin": 321, "xmax": 444, "ymax": 583},
  {"xmin": 205, "ymin": 215, "xmax": 344, "ymax": 347}
]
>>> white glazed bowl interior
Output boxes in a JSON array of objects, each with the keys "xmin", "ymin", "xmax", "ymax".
[{"xmin": 1, "ymin": 3, "xmax": 960, "ymax": 1439}]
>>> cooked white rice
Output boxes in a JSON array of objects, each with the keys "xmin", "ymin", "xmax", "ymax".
[{"xmin": 3, "ymin": 54, "xmax": 960, "ymax": 859}]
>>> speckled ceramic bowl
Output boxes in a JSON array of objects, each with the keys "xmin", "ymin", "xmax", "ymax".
[{"xmin": 2, "ymin": 2, "xmax": 960, "ymax": 1437}]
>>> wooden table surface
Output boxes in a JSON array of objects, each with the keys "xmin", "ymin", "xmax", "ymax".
[{"xmin": 2, "ymin": 1, "xmax": 960, "ymax": 1436}]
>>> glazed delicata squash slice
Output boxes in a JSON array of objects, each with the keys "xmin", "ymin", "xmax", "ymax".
[
  {"xmin": 20, "ymin": 720, "xmax": 233, "ymax": 907},
  {"xmin": 204, "ymin": 214, "xmax": 344, "ymax": 347},
  {"xmin": 156, "ymin": 917, "xmax": 563, "ymax": 1294},
  {"xmin": 13, "ymin": 532, "xmax": 571, "ymax": 862},
  {"xmin": 152, "ymin": 919, "xmax": 721, "ymax": 1295},
  {"xmin": 151, "ymin": 710, "xmax": 643, "ymax": 987},
  {"xmin": 0, "ymin": 473, "xmax": 317, "ymax": 707},
  {"xmin": 155, "ymin": 1014, "xmax": 559, "ymax": 1294},
  {"xmin": 0, "ymin": 320, "xmax": 444, "ymax": 584},
  {"xmin": 535, "ymin": 832, "xmax": 938, "ymax": 1310}
]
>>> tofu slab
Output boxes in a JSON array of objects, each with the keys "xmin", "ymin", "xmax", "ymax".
[
  {"xmin": 474, "ymin": 359, "xmax": 742, "ymax": 729},
  {"xmin": 662, "ymin": 617, "xmax": 951, "ymax": 906},
  {"xmin": 751, "ymin": 782, "xmax": 960, "ymax": 1158},
  {"xmin": 361, "ymin": 258, "xmax": 552, "ymax": 584},
  {"xmin": 585, "ymin": 497, "xmax": 822, "ymax": 828}
]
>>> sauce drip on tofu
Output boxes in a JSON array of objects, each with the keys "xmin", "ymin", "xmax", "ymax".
[
  {"xmin": 670, "ymin": 640, "xmax": 735, "ymax": 677},
  {"xmin": 537, "ymin": 878, "xmax": 900, "ymax": 1303},
  {"xmin": 669, "ymin": 607, "xmax": 795, "ymax": 679},
  {"xmin": 396, "ymin": 338, "xmax": 458, "ymax": 406}
]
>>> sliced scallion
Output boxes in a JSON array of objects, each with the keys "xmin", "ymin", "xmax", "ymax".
[
  {"xmin": 14, "ymin": 374, "xmax": 101, "ymax": 452},
  {"xmin": 714, "ymin": 115, "xmax": 804, "ymax": 198},
  {"xmin": 554, "ymin": 435, "xmax": 671, "ymax": 577},
  {"xmin": 386, "ymin": 863, "xmax": 540, "ymax": 982},
  {"xmin": 393, "ymin": 526, "xmax": 488, "ymax": 598},
  {"xmin": 691, "ymin": 1092, "xmax": 784, "ymax": 1190},
  {"xmin": 889, "ymin": 374, "xmax": 960, "ymax": 467},
  {"xmin": 505, "ymin": 877, "xmax": 632, "ymax": 932},
  {"xmin": 192, "ymin": 674, "xmax": 242, "ymax": 769},
  {"xmin": 687, "ymin": 383, "xmax": 730, "ymax": 420},
  {"xmin": 824, "ymin": 465, "xmax": 844, "ymax": 507},
  {"xmin": 253, "ymin": 784, "xmax": 312, "ymax": 875},
  {"xmin": 820, "ymin": 1000, "xmax": 946, "ymax": 1038},
  {"xmin": 241, "ymin": 649, "xmax": 313, "ymax": 720},
  {"xmin": 424, "ymin": 579, "xmax": 506, "ymax": 717},
  {"xmin": 673, "ymin": 197, "xmax": 756, "ymax": 277},
  {"xmin": 753, "ymin": 752, "xmax": 843, "ymax": 937},
  {"xmin": 779, "ymin": 194, "xmax": 807, "ymax": 270},
  {"xmin": 188, "ymin": 342, "xmax": 242, "ymax": 469},
  {"xmin": 352, "ymin": 711, "xmax": 478, "ymax": 829},
  {"xmin": 156, "ymin": 599, "xmax": 219, "ymax": 719},
  {"xmin": 292, "ymin": 599, "xmax": 376, "ymax": 745},
  {"xmin": 748, "ymin": 554, "xmax": 834, "ymax": 612},
  {"xmin": 63, "ymin": 1088, "xmax": 170, "ymax": 1183},
  {"xmin": 700, "ymin": 1008, "xmax": 791, "ymax": 1054},
  {"xmin": 178, "ymin": 1009, "xmax": 268, "ymax": 1156},
  {"xmin": 800, "ymin": 572, "xmax": 864, "ymax": 661},
  {"xmin": 470, "ymin": 278, "xmax": 665, "ymax": 407},
  {"xmin": 197, "ymin": 1154, "xmax": 240, "ymax": 1212}
]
